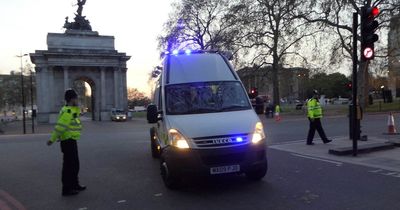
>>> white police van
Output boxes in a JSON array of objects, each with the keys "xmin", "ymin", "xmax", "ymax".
[{"xmin": 147, "ymin": 50, "xmax": 267, "ymax": 189}]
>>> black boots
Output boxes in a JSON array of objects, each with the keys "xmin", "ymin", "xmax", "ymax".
[
  {"xmin": 62, "ymin": 189, "xmax": 79, "ymax": 196},
  {"xmin": 74, "ymin": 185, "xmax": 87, "ymax": 191},
  {"xmin": 62, "ymin": 185, "xmax": 86, "ymax": 196}
]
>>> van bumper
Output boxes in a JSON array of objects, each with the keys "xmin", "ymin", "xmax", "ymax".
[{"xmin": 162, "ymin": 142, "xmax": 267, "ymax": 176}]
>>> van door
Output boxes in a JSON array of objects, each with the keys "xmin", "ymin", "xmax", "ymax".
[{"xmin": 155, "ymin": 85, "xmax": 169, "ymax": 148}]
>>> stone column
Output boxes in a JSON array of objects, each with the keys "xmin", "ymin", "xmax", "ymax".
[
  {"xmin": 34, "ymin": 66, "xmax": 44, "ymax": 114},
  {"xmin": 100, "ymin": 67, "xmax": 106, "ymax": 110},
  {"xmin": 63, "ymin": 66, "xmax": 69, "ymax": 91},
  {"xmin": 48, "ymin": 66, "xmax": 55, "ymax": 112},
  {"xmin": 118, "ymin": 67, "xmax": 124, "ymax": 109},
  {"xmin": 99, "ymin": 67, "xmax": 106, "ymax": 121},
  {"xmin": 122, "ymin": 68, "xmax": 128, "ymax": 109},
  {"xmin": 114, "ymin": 67, "xmax": 119, "ymax": 109},
  {"xmin": 36, "ymin": 66, "xmax": 50, "ymax": 123}
]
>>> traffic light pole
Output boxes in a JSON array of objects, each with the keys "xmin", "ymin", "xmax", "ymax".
[{"xmin": 352, "ymin": 12, "xmax": 359, "ymax": 156}]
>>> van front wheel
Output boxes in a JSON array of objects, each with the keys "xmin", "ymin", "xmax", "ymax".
[
  {"xmin": 160, "ymin": 159, "xmax": 181, "ymax": 189},
  {"xmin": 245, "ymin": 164, "xmax": 268, "ymax": 181}
]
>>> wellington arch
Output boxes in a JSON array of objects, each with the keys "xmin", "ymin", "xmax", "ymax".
[{"xmin": 30, "ymin": 3, "xmax": 130, "ymax": 123}]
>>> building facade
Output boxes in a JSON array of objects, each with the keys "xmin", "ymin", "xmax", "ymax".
[{"xmin": 237, "ymin": 66, "xmax": 309, "ymax": 102}]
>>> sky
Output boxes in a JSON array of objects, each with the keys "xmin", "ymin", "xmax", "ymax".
[{"xmin": 0, "ymin": 0, "xmax": 173, "ymax": 95}]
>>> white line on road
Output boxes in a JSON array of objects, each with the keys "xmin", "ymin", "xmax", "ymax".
[
  {"xmin": 270, "ymin": 136, "xmax": 345, "ymax": 146},
  {"xmin": 383, "ymin": 172, "xmax": 399, "ymax": 176},
  {"xmin": 117, "ymin": 200, "xmax": 127, "ymax": 203},
  {"xmin": 369, "ymin": 169, "xmax": 384, "ymax": 173},
  {"xmin": 291, "ymin": 153, "xmax": 343, "ymax": 166}
]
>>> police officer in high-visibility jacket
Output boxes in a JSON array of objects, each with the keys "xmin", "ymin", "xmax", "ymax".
[
  {"xmin": 306, "ymin": 90, "xmax": 332, "ymax": 145},
  {"xmin": 47, "ymin": 89, "xmax": 86, "ymax": 196}
]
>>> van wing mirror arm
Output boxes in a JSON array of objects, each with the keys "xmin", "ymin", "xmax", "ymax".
[{"xmin": 157, "ymin": 111, "xmax": 163, "ymax": 121}]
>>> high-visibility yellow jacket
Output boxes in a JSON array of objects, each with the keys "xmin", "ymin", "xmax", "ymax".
[
  {"xmin": 50, "ymin": 106, "xmax": 82, "ymax": 142},
  {"xmin": 307, "ymin": 98, "xmax": 323, "ymax": 119},
  {"xmin": 275, "ymin": 105, "xmax": 281, "ymax": 113}
]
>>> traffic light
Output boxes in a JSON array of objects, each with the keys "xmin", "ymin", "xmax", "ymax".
[
  {"xmin": 249, "ymin": 87, "xmax": 258, "ymax": 99},
  {"xmin": 347, "ymin": 82, "xmax": 352, "ymax": 90},
  {"xmin": 361, "ymin": 6, "xmax": 379, "ymax": 60}
]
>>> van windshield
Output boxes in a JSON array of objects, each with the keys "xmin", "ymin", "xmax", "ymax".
[{"xmin": 165, "ymin": 81, "xmax": 251, "ymax": 115}]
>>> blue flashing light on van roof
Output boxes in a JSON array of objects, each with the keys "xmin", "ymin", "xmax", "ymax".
[{"xmin": 161, "ymin": 49, "xmax": 234, "ymax": 61}]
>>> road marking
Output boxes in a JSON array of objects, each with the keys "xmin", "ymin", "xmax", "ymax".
[
  {"xmin": 369, "ymin": 169, "xmax": 384, "ymax": 173},
  {"xmin": 383, "ymin": 172, "xmax": 398, "ymax": 176},
  {"xmin": 270, "ymin": 140, "xmax": 305, "ymax": 146},
  {"xmin": 0, "ymin": 190, "xmax": 26, "ymax": 210},
  {"xmin": 117, "ymin": 200, "xmax": 126, "ymax": 203},
  {"xmin": 270, "ymin": 136, "xmax": 344, "ymax": 146},
  {"xmin": 368, "ymin": 169, "xmax": 400, "ymax": 178},
  {"xmin": 291, "ymin": 153, "xmax": 343, "ymax": 166}
]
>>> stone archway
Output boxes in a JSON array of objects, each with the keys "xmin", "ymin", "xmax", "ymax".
[
  {"xmin": 73, "ymin": 76, "xmax": 96, "ymax": 121},
  {"xmin": 30, "ymin": 31, "xmax": 130, "ymax": 123}
]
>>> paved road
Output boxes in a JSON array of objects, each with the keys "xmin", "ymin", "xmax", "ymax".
[
  {"xmin": 1, "ymin": 119, "xmax": 400, "ymax": 210},
  {"xmin": 263, "ymin": 114, "xmax": 390, "ymax": 144}
]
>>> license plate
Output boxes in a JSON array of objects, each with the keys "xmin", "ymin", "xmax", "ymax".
[{"xmin": 210, "ymin": 165, "xmax": 240, "ymax": 175}]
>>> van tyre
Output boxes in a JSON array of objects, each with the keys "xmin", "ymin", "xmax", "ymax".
[
  {"xmin": 245, "ymin": 163, "xmax": 268, "ymax": 181},
  {"xmin": 160, "ymin": 158, "xmax": 181, "ymax": 189},
  {"xmin": 150, "ymin": 128, "xmax": 160, "ymax": 158}
]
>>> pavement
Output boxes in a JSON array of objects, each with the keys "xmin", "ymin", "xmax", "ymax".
[
  {"xmin": 270, "ymin": 136, "xmax": 400, "ymax": 173},
  {"xmin": 1, "ymin": 118, "xmax": 400, "ymax": 209},
  {"xmin": 3, "ymin": 114, "xmax": 400, "ymax": 175}
]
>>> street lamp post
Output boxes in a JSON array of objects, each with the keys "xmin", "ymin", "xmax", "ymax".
[
  {"xmin": 16, "ymin": 53, "xmax": 28, "ymax": 134},
  {"xmin": 30, "ymin": 69, "xmax": 35, "ymax": 133}
]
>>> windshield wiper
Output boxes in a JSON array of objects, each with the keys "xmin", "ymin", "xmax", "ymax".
[
  {"xmin": 190, "ymin": 108, "xmax": 220, "ymax": 114},
  {"xmin": 220, "ymin": 105, "xmax": 249, "ymax": 111}
]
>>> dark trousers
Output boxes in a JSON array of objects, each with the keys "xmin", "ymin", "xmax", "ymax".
[
  {"xmin": 60, "ymin": 139, "xmax": 80, "ymax": 191},
  {"xmin": 307, "ymin": 118, "xmax": 328, "ymax": 143}
]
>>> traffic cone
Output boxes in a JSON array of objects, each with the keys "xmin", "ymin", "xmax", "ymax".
[
  {"xmin": 387, "ymin": 112, "xmax": 397, "ymax": 134},
  {"xmin": 275, "ymin": 112, "xmax": 281, "ymax": 122}
]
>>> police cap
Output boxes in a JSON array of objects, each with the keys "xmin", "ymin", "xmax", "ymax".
[{"xmin": 65, "ymin": 89, "xmax": 78, "ymax": 102}]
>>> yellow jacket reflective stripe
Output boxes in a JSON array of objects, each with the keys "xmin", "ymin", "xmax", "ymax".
[
  {"xmin": 307, "ymin": 99, "xmax": 323, "ymax": 119},
  {"xmin": 50, "ymin": 106, "xmax": 82, "ymax": 142}
]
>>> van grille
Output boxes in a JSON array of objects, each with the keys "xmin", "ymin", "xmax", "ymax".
[
  {"xmin": 192, "ymin": 134, "xmax": 249, "ymax": 148},
  {"xmin": 201, "ymin": 153, "xmax": 245, "ymax": 165}
]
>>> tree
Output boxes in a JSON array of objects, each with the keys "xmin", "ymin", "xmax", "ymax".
[
  {"xmin": 306, "ymin": 72, "xmax": 351, "ymax": 98},
  {"xmin": 158, "ymin": 0, "xmax": 239, "ymax": 53},
  {"xmin": 0, "ymin": 66, "xmax": 35, "ymax": 111},
  {"xmin": 226, "ymin": 0, "xmax": 320, "ymax": 105},
  {"xmin": 127, "ymin": 88, "xmax": 151, "ymax": 108},
  {"xmin": 297, "ymin": 0, "xmax": 400, "ymax": 107}
]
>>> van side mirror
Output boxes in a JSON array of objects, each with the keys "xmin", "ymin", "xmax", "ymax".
[{"xmin": 147, "ymin": 104, "xmax": 158, "ymax": 123}]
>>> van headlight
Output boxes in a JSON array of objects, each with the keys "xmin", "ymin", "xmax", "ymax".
[
  {"xmin": 252, "ymin": 122, "xmax": 265, "ymax": 144},
  {"xmin": 169, "ymin": 129, "xmax": 190, "ymax": 149}
]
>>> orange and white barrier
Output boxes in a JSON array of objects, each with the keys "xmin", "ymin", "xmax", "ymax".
[
  {"xmin": 275, "ymin": 112, "xmax": 281, "ymax": 122},
  {"xmin": 387, "ymin": 112, "xmax": 397, "ymax": 134}
]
